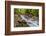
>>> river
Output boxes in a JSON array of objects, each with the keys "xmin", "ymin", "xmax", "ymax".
[{"xmin": 20, "ymin": 15, "xmax": 39, "ymax": 27}]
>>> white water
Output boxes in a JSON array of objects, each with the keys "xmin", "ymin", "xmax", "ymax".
[{"xmin": 20, "ymin": 15, "xmax": 39, "ymax": 27}]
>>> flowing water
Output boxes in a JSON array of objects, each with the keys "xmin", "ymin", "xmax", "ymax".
[{"xmin": 20, "ymin": 15, "xmax": 39, "ymax": 27}]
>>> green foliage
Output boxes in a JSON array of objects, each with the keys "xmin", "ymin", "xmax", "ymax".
[
  {"xmin": 31, "ymin": 9, "xmax": 39, "ymax": 17},
  {"xmin": 25, "ymin": 9, "xmax": 32, "ymax": 14},
  {"xmin": 14, "ymin": 8, "xmax": 39, "ymax": 17},
  {"xmin": 14, "ymin": 9, "xmax": 26, "ymax": 14}
]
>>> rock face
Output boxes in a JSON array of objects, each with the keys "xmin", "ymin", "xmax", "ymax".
[
  {"xmin": 14, "ymin": 14, "xmax": 29, "ymax": 27},
  {"xmin": 14, "ymin": 14, "xmax": 22, "ymax": 27}
]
